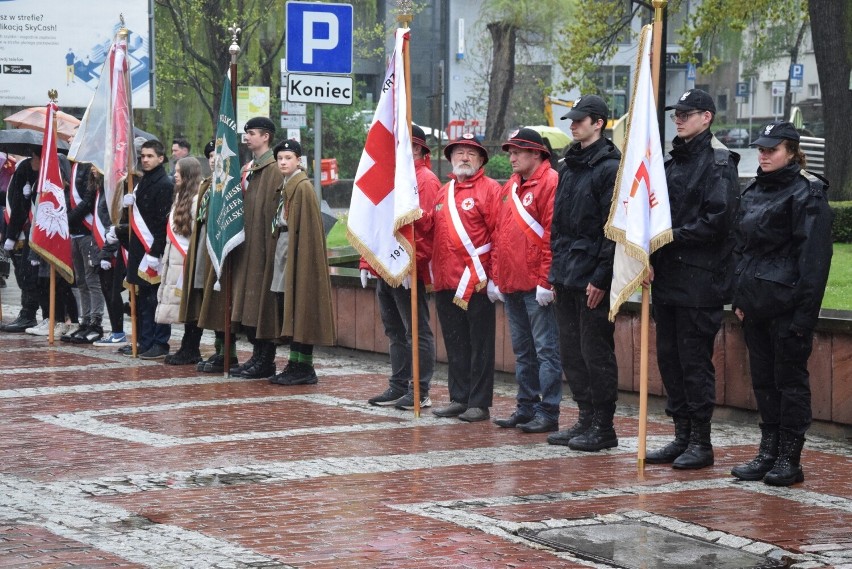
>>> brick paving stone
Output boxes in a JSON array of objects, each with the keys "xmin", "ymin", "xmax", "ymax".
[{"xmin": 1, "ymin": 325, "xmax": 851, "ymax": 568}]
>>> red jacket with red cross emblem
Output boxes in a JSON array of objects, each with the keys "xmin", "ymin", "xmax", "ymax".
[
  {"xmin": 429, "ymin": 167, "xmax": 501, "ymax": 294},
  {"xmin": 492, "ymin": 159, "xmax": 558, "ymax": 293}
]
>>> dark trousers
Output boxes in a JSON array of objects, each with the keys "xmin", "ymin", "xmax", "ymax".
[
  {"xmin": 376, "ymin": 278, "xmax": 435, "ymax": 394},
  {"xmin": 742, "ymin": 312, "xmax": 813, "ymax": 435},
  {"xmin": 652, "ymin": 303, "xmax": 722, "ymax": 422},
  {"xmin": 553, "ymin": 286, "xmax": 618, "ymax": 415},
  {"xmin": 434, "ymin": 290, "xmax": 495, "ymax": 408},
  {"xmin": 99, "ymin": 255, "xmax": 126, "ymax": 332},
  {"xmin": 10, "ymin": 246, "xmax": 41, "ymax": 319},
  {"xmin": 37, "ymin": 275, "xmax": 77, "ymax": 323},
  {"xmin": 137, "ymin": 283, "xmax": 170, "ymax": 352}
]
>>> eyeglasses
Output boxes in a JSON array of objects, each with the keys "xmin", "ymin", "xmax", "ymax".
[{"xmin": 669, "ymin": 110, "xmax": 703, "ymax": 122}]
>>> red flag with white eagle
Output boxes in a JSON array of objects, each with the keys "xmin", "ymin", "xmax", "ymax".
[
  {"xmin": 346, "ymin": 28, "xmax": 420, "ymax": 287},
  {"xmin": 29, "ymin": 101, "xmax": 74, "ymax": 284}
]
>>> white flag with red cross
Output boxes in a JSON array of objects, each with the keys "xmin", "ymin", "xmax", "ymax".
[
  {"xmin": 605, "ymin": 25, "xmax": 672, "ymax": 321},
  {"xmin": 346, "ymin": 28, "xmax": 420, "ymax": 287}
]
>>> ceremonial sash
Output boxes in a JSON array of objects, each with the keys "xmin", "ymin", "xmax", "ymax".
[
  {"xmin": 69, "ymin": 163, "xmax": 93, "ymax": 231},
  {"xmin": 91, "ymin": 190, "xmax": 106, "ymax": 249},
  {"xmin": 509, "ymin": 182, "xmax": 547, "ymax": 251},
  {"xmin": 165, "ymin": 212, "xmax": 189, "ymax": 293},
  {"xmin": 130, "ymin": 198, "xmax": 160, "ymax": 284},
  {"xmin": 240, "ymin": 160, "xmax": 254, "ymax": 192},
  {"xmin": 446, "ymin": 180, "xmax": 490, "ymax": 309}
]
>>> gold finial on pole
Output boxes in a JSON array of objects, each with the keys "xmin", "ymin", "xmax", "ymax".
[
  {"xmin": 48, "ymin": 89, "xmax": 58, "ymax": 102},
  {"xmin": 228, "ymin": 23, "xmax": 242, "ymax": 63},
  {"xmin": 118, "ymin": 13, "xmax": 129, "ymax": 38},
  {"xmin": 396, "ymin": 0, "xmax": 414, "ymax": 28}
]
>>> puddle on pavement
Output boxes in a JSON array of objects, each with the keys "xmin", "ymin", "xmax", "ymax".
[{"xmin": 519, "ymin": 521, "xmax": 786, "ymax": 568}]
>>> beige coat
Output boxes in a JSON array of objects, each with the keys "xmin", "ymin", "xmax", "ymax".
[{"xmin": 155, "ymin": 195, "xmax": 198, "ymax": 324}]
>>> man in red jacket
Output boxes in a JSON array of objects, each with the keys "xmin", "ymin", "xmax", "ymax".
[
  {"xmin": 490, "ymin": 128, "xmax": 562, "ymax": 433},
  {"xmin": 364, "ymin": 125, "xmax": 440, "ymax": 410},
  {"xmin": 430, "ymin": 134, "xmax": 501, "ymax": 423}
]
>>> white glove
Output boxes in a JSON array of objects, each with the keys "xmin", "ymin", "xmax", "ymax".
[
  {"xmin": 3, "ymin": 239, "xmax": 14, "ymax": 251},
  {"xmin": 144, "ymin": 254, "xmax": 160, "ymax": 272},
  {"xmin": 486, "ymin": 280, "xmax": 504, "ymax": 303},
  {"xmin": 122, "ymin": 193, "xmax": 136, "ymax": 208},
  {"xmin": 402, "ymin": 275, "xmax": 411, "ymax": 290},
  {"xmin": 105, "ymin": 226, "xmax": 118, "ymax": 244},
  {"xmin": 535, "ymin": 285, "xmax": 555, "ymax": 306},
  {"xmin": 100, "ymin": 259, "xmax": 112, "ymax": 271},
  {"xmin": 22, "ymin": 183, "xmax": 32, "ymax": 198},
  {"xmin": 359, "ymin": 268, "xmax": 370, "ymax": 288},
  {"xmin": 30, "ymin": 258, "xmax": 41, "ymax": 267}
]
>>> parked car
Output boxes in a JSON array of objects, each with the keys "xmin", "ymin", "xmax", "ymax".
[{"xmin": 718, "ymin": 128, "xmax": 750, "ymax": 148}]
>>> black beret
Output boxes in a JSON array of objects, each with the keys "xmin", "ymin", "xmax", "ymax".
[
  {"xmin": 244, "ymin": 116, "xmax": 276, "ymax": 134},
  {"xmin": 273, "ymin": 138, "xmax": 302, "ymax": 158}
]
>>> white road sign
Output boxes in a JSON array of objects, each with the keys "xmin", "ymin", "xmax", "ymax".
[{"xmin": 286, "ymin": 73, "xmax": 352, "ymax": 105}]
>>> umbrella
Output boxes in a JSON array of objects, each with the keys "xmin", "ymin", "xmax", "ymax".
[
  {"xmin": 526, "ymin": 125, "xmax": 572, "ymax": 150},
  {"xmin": 5, "ymin": 107, "xmax": 81, "ymax": 143},
  {"xmin": 0, "ymin": 129, "xmax": 69, "ymax": 156},
  {"xmin": 133, "ymin": 126, "xmax": 159, "ymax": 142}
]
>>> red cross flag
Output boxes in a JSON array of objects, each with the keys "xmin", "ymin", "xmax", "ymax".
[
  {"xmin": 346, "ymin": 29, "xmax": 420, "ymax": 286},
  {"xmin": 604, "ymin": 25, "xmax": 672, "ymax": 321}
]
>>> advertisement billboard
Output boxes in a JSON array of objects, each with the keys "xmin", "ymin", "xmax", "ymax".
[{"xmin": 0, "ymin": 0, "xmax": 153, "ymax": 108}]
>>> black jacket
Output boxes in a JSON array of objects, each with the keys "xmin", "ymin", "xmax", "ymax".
[
  {"xmin": 732, "ymin": 164, "xmax": 832, "ymax": 332},
  {"xmin": 67, "ymin": 163, "xmax": 96, "ymax": 237},
  {"xmin": 549, "ymin": 137, "xmax": 622, "ymax": 290},
  {"xmin": 3, "ymin": 158, "xmax": 39, "ymax": 243},
  {"xmin": 651, "ymin": 130, "xmax": 740, "ymax": 307},
  {"xmin": 117, "ymin": 164, "xmax": 173, "ymax": 284}
]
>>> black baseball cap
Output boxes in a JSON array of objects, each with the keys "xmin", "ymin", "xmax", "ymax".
[
  {"xmin": 750, "ymin": 121, "xmax": 800, "ymax": 148},
  {"xmin": 562, "ymin": 95, "xmax": 609, "ymax": 121},
  {"xmin": 665, "ymin": 88, "xmax": 716, "ymax": 114},
  {"xmin": 244, "ymin": 116, "xmax": 276, "ymax": 134}
]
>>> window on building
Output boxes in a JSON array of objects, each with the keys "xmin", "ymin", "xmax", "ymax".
[
  {"xmin": 772, "ymin": 94, "xmax": 784, "ymax": 117},
  {"xmin": 589, "ymin": 65, "xmax": 630, "ymax": 118},
  {"xmin": 808, "ymin": 83, "xmax": 820, "ymax": 98}
]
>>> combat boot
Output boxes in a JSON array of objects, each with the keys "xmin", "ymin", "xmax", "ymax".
[
  {"xmin": 672, "ymin": 419, "xmax": 714, "ymax": 469},
  {"xmin": 731, "ymin": 423, "xmax": 779, "ymax": 481},
  {"xmin": 230, "ymin": 341, "xmax": 261, "ymax": 375},
  {"xmin": 547, "ymin": 405, "xmax": 593, "ymax": 446},
  {"xmin": 567, "ymin": 407, "xmax": 618, "ymax": 452},
  {"xmin": 646, "ymin": 417, "xmax": 690, "ymax": 464},
  {"xmin": 763, "ymin": 431, "xmax": 805, "ymax": 486}
]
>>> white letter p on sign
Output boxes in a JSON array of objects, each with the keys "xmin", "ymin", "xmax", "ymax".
[{"xmin": 303, "ymin": 12, "xmax": 338, "ymax": 64}]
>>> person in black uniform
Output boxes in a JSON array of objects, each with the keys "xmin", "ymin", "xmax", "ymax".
[
  {"xmin": 645, "ymin": 89, "xmax": 740, "ymax": 469},
  {"xmin": 730, "ymin": 121, "xmax": 832, "ymax": 486}
]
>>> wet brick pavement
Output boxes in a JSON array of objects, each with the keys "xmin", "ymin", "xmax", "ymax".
[{"xmin": 1, "ymin": 298, "xmax": 851, "ymax": 568}]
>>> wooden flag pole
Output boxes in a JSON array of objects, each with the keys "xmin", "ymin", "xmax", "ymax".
[
  {"xmin": 397, "ymin": 3, "xmax": 420, "ymax": 417},
  {"xmin": 222, "ymin": 25, "xmax": 241, "ymax": 378},
  {"xmin": 636, "ymin": 1, "xmax": 668, "ymax": 476},
  {"xmin": 47, "ymin": 91, "xmax": 59, "ymax": 346}
]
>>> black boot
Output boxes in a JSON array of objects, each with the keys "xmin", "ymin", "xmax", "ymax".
[
  {"xmin": 672, "ymin": 419, "xmax": 714, "ymax": 469},
  {"xmin": 731, "ymin": 423, "xmax": 779, "ymax": 481},
  {"xmin": 547, "ymin": 405, "xmax": 593, "ymax": 446},
  {"xmin": 165, "ymin": 323, "xmax": 203, "ymax": 365},
  {"xmin": 763, "ymin": 430, "xmax": 805, "ymax": 486},
  {"xmin": 240, "ymin": 342, "xmax": 276, "ymax": 379},
  {"xmin": 1, "ymin": 313, "xmax": 38, "ymax": 333},
  {"xmin": 646, "ymin": 417, "xmax": 691, "ymax": 464},
  {"xmin": 230, "ymin": 341, "xmax": 261, "ymax": 375},
  {"xmin": 567, "ymin": 407, "xmax": 618, "ymax": 452}
]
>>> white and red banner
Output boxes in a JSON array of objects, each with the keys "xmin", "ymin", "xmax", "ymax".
[
  {"xmin": 30, "ymin": 101, "xmax": 74, "ymax": 284},
  {"xmin": 68, "ymin": 162, "xmax": 94, "ymax": 231},
  {"xmin": 346, "ymin": 28, "xmax": 420, "ymax": 287},
  {"xmin": 68, "ymin": 29, "xmax": 134, "ymax": 225},
  {"xmin": 604, "ymin": 25, "xmax": 672, "ymax": 321},
  {"xmin": 131, "ymin": 202, "xmax": 159, "ymax": 284}
]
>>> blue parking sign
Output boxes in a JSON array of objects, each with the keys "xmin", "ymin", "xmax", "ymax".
[
  {"xmin": 286, "ymin": 2, "xmax": 353, "ymax": 75},
  {"xmin": 790, "ymin": 63, "xmax": 804, "ymax": 80}
]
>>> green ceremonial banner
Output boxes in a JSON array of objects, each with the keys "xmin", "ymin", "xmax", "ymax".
[{"xmin": 206, "ymin": 72, "xmax": 245, "ymax": 290}]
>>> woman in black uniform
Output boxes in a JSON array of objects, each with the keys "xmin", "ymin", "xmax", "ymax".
[{"xmin": 730, "ymin": 121, "xmax": 833, "ymax": 486}]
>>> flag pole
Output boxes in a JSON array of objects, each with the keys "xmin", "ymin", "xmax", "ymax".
[
  {"xmin": 397, "ymin": 2, "xmax": 420, "ymax": 417},
  {"xmin": 47, "ymin": 90, "xmax": 59, "ymax": 346},
  {"xmin": 636, "ymin": 0, "xmax": 668, "ymax": 476},
  {"xmin": 223, "ymin": 24, "xmax": 240, "ymax": 378}
]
